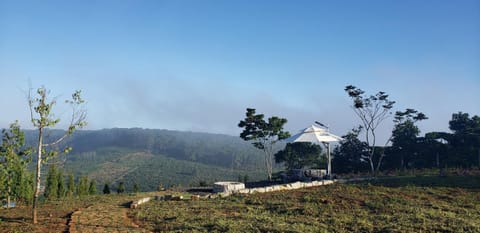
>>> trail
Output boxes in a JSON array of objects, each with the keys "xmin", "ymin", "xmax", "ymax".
[{"xmin": 68, "ymin": 198, "xmax": 149, "ymax": 233}]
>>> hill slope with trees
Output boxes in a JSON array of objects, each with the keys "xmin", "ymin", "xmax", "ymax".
[{"xmin": 22, "ymin": 128, "xmax": 267, "ymax": 191}]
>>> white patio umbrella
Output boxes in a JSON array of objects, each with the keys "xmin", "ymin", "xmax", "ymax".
[{"xmin": 285, "ymin": 124, "xmax": 342, "ymax": 176}]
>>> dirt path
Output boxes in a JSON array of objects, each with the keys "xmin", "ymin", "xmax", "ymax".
[{"xmin": 68, "ymin": 199, "xmax": 150, "ymax": 233}]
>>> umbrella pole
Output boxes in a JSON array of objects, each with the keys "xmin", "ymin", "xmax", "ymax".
[{"xmin": 327, "ymin": 142, "xmax": 331, "ymax": 177}]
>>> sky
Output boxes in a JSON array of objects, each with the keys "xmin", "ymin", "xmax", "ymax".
[{"xmin": 1, "ymin": 0, "xmax": 479, "ymax": 142}]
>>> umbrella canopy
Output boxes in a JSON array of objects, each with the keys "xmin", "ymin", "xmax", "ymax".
[
  {"xmin": 285, "ymin": 124, "xmax": 342, "ymax": 177},
  {"xmin": 286, "ymin": 125, "xmax": 342, "ymax": 144}
]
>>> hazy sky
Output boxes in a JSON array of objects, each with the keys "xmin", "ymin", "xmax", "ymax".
[{"xmin": 1, "ymin": 0, "xmax": 479, "ymax": 142}]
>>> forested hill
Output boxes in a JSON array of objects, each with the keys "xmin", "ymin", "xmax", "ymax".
[
  {"xmin": 22, "ymin": 128, "xmax": 268, "ymax": 190},
  {"xmin": 24, "ymin": 128, "xmax": 265, "ymax": 169}
]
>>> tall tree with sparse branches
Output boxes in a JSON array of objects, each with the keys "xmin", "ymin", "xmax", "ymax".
[
  {"xmin": 28, "ymin": 86, "xmax": 87, "ymax": 224},
  {"xmin": 345, "ymin": 85, "xmax": 395, "ymax": 175},
  {"xmin": 238, "ymin": 108, "xmax": 290, "ymax": 180}
]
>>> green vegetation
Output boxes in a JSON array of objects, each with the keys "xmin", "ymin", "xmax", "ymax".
[
  {"xmin": 0, "ymin": 121, "xmax": 33, "ymax": 207},
  {"xmin": 64, "ymin": 147, "xmax": 265, "ymax": 191},
  {"xmin": 1, "ymin": 172, "xmax": 478, "ymax": 232},
  {"xmin": 27, "ymin": 86, "xmax": 87, "ymax": 224},
  {"xmin": 131, "ymin": 175, "xmax": 480, "ymax": 232},
  {"xmin": 238, "ymin": 108, "xmax": 290, "ymax": 180},
  {"xmin": 275, "ymin": 142, "xmax": 323, "ymax": 170}
]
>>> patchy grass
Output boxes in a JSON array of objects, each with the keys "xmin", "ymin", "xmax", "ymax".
[
  {"xmin": 2, "ymin": 174, "xmax": 479, "ymax": 232},
  {"xmin": 0, "ymin": 197, "xmax": 94, "ymax": 233},
  {"xmin": 131, "ymin": 175, "xmax": 480, "ymax": 232},
  {"xmin": 0, "ymin": 193, "xmax": 155, "ymax": 233}
]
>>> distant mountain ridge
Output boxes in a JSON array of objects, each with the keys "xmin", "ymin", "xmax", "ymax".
[{"xmin": 20, "ymin": 128, "xmax": 267, "ymax": 191}]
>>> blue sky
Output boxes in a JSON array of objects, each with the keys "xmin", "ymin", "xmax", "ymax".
[{"xmin": 1, "ymin": 0, "xmax": 479, "ymax": 142}]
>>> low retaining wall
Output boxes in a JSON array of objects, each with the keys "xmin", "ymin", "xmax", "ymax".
[
  {"xmin": 213, "ymin": 182, "xmax": 246, "ymax": 193},
  {"xmin": 212, "ymin": 179, "xmax": 336, "ymax": 197}
]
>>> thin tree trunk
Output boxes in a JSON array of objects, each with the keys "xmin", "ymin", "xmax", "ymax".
[
  {"xmin": 32, "ymin": 127, "xmax": 43, "ymax": 224},
  {"xmin": 376, "ymin": 154, "xmax": 385, "ymax": 175},
  {"xmin": 368, "ymin": 157, "xmax": 375, "ymax": 175}
]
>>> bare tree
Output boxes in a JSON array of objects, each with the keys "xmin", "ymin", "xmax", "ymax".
[
  {"xmin": 344, "ymin": 85, "xmax": 395, "ymax": 175},
  {"xmin": 28, "ymin": 86, "xmax": 86, "ymax": 223}
]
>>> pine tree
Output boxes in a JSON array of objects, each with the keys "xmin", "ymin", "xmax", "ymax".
[
  {"xmin": 103, "ymin": 183, "xmax": 111, "ymax": 194},
  {"xmin": 67, "ymin": 173, "xmax": 75, "ymax": 197},
  {"xmin": 77, "ymin": 176, "xmax": 89, "ymax": 196},
  {"xmin": 133, "ymin": 182, "xmax": 139, "ymax": 193},
  {"xmin": 0, "ymin": 121, "xmax": 32, "ymax": 208},
  {"xmin": 44, "ymin": 165, "xmax": 58, "ymax": 200},
  {"xmin": 17, "ymin": 171, "xmax": 34, "ymax": 204},
  {"xmin": 56, "ymin": 170, "xmax": 65, "ymax": 198},
  {"xmin": 88, "ymin": 180, "xmax": 97, "ymax": 195},
  {"xmin": 117, "ymin": 181, "xmax": 125, "ymax": 194}
]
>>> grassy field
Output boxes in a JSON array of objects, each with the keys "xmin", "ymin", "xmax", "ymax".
[
  {"xmin": 131, "ymin": 174, "xmax": 480, "ymax": 232},
  {"xmin": 1, "ymin": 172, "xmax": 479, "ymax": 232}
]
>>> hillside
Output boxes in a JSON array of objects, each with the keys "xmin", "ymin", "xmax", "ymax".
[{"xmin": 23, "ymin": 128, "xmax": 269, "ymax": 190}]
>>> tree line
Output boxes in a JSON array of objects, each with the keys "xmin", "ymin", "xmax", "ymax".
[{"xmin": 239, "ymin": 85, "xmax": 480, "ymax": 178}]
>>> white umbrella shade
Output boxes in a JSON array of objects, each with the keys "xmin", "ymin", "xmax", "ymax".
[
  {"xmin": 285, "ymin": 125, "xmax": 342, "ymax": 176},
  {"xmin": 286, "ymin": 125, "xmax": 342, "ymax": 144}
]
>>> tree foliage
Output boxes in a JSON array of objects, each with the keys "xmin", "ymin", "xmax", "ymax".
[
  {"xmin": 67, "ymin": 173, "xmax": 75, "ymax": 197},
  {"xmin": 88, "ymin": 180, "xmax": 97, "ymax": 195},
  {"xmin": 77, "ymin": 176, "xmax": 89, "ymax": 197},
  {"xmin": 133, "ymin": 182, "xmax": 139, "ymax": 193},
  {"xmin": 44, "ymin": 164, "xmax": 59, "ymax": 200},
  {"xmin": 390, "ymin": 109, "xmax": 428, "ymax": 169},
  {"xmin": 117, "ymin": 181, "xmax": 125, "ymax": 194},
  {"xmin": 0, "ymin": 121, "xmax": 32, "ymax": 208},
  {"xmin": 28, "ymin": 86, "xmax": 87, "ymax": 223},
  {"xmin": 274, "ymin": 142, "xmax": 322, "ymax": 170},
  {"xmin": 238, "ymin": 108, "xmax": 290, "ymax": 180},
  {"xmin": 103, "ymin": 183, "xmax": 111, "ymax": 194},
  {"xmin": 344, "ymin": 85, "xmax": 395, "ymax": 174},
  {"xmin": 448, "ymin": 112, "xmax": 480, "ymax": 167},
  {"xmin": 332, "ymin": 127, "xmax": 370, "ymax": 173}
]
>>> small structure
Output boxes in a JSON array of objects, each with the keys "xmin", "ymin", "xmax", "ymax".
[
  {"xmin": 281, "ymin": 169, "xmax": 327, "ymax": 182},
  {"xmin": 213, "ymin": 182, "xmax": 245, "ymax": 193}
]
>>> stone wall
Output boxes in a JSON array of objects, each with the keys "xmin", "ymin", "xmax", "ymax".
[{"xmin": 215, "ymin": 179, "xmax": 336, "ymax": 197}]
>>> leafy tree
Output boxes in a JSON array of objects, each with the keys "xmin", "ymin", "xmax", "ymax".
[
  {"xmin": 28, "ymin": 86, "xmax": 86, "ymax": 223},
  {"xmin": 238, "ymin": 108, "xmax": 290, "ymax": 180},
  {"xmin": 67, "ymin": 173, "xmax": 75, "ymax": 196},
  {"xmin": 332, "ymin": 127, "xmax": 370, "ymax": 174},
  {"xmin": 44, "ymin": 164, "xmax": 58, "ymax": 200},
  {"xmin": 275, "ymin": 142, "xmax": 322, "ymax": 170},
  {"xmin": 88, "ymin": 180, "xmax": 97, "ymax": 195},
  {"xmin": 117, "ymin": 181, "xmax": 125, "ymax": 194},
  {"xmin": 391, "ymin": 109, "xmax": 428, "ymax": 169},
  {"xmin": 448, "ymin": 112, "xmax": 480, "ymax": 167},
  {"xmin": 344, "ymin": 85, "xmax": 395, "ymax": 175},
  {"xmin": 133, "ymin": 182, "xmax": 139, "ymax": 193},
  {"xmin": 103, "ymin": 183, "xmax": 111, "ymax": 194},
  {"xmin": 0, "ymin": 121, "xmax": 32, "ymax": 208}
]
